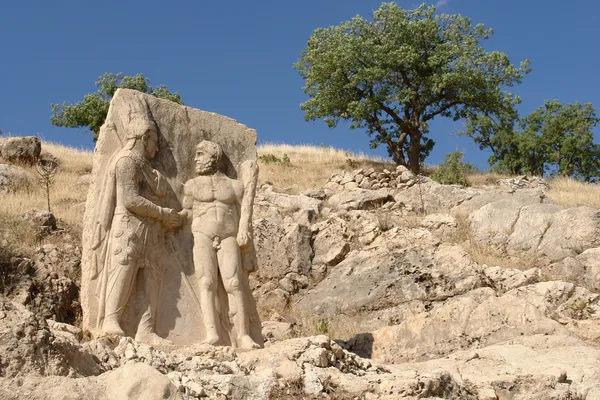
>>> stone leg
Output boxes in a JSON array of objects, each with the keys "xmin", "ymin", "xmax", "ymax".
[
  {"xmin": 217, "ymin": 237, "xmax": 260, "ymax": 349},
  {"xmin": 134, "ymin": 266, "xmax": 172, "ymax": 345},
  {"xmin": 193, "ymin": 234, "xmax": 220, "ymax": 345},
  {"xmin": 102, "ymin": 262, "xmax": 139, "ymax": 336}
]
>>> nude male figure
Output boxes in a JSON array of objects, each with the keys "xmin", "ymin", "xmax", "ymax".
[{"xmin": 180, "ymin": 140, "xmax": 260, "ymax": 349}]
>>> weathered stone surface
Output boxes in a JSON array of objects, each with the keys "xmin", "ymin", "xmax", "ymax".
[
  {"xmin": 0, "ymin": 164, "xmax": 35, "ymax": 194},
  {"xmin": 470, "ymin": 199, "xmax": 600, "ymax": 262},
  {"xmin": 82, "ymin": 89, "xmax": 262, "ymax": 348},
  {"xmin": 537, "ymin": 206, "xmax": 600, "ymax": 261},
  {"xmin": 483, "ymin": 266, "xmax": 539, "ymax": 292},
  {"xmin": 254, "ymin": 219, "xmax": 313, "ymax": 280},
  {"xmin": 0, "ymin": 136, "xmax": 41, "ymax": 165},
  {"xmin": 394, "ymin": 180, "xmax": 481, "ymax": 213},
  {"xmin": 297, "ymin": 228, "xmax": 483, "ymax": 332},
  {"xmin": 358, "ymin": 288, "xmax": 568, "ymax": 364},
  {"xmin": 329, "ymin": 189, "xmax": 394, "ymax": 211},
  {"xmin": 256, "ymin": 188, "xmax": 322, "ymax": 214},
  {"xmin": 312, "ymin": 217, "xmax": 350, "ymax": 266},
  {"xmin": 105, "ymin": 362, "xmax": 179, "ymax": 400},
  {"xmin": 544, "ymin": 247, "xmax": 600, "ymax": 292},
  {"xmin": 0, "ymin": 297, "xmax": 103, "ymax": 378}
]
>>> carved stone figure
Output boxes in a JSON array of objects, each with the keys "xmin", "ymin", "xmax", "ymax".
[
  {"xmin": 90, "ymin": 116, "xmax": 180, "ymax": 345},
  {"xmin": 82, "ymin": 88, "xmax": 263, "ymax": 347},
  {"xmin": 180, "ymin": 140, "xmax": 260, "ymax": 349}
]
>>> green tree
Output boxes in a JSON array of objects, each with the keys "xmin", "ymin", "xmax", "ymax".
[
  {"xmin": 51, "ymin": 73, "xmax": 183, "ymax": 141},
  {"xmin": 462, "ymin": 100, "xmax": 600, "ymax": 180},
  {"xmin": 293, "ymin": 2, "xmax": 530, "ymax": 173},
  {"xmin": 431, "ymin": 151, "xmax": 471, "ymax": 186},
  {"xmin": 521, "ymin": 100, "xmax": 600, "ymax": 180}
]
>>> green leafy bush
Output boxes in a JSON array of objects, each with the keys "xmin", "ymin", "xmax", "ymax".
[
  {"xmin": 431, "ymin": 151, "xmax": 471, "ymax": 187},
  {"xmin": 259, "ymin": 153, "xmax": 290, "ymax": 164}
]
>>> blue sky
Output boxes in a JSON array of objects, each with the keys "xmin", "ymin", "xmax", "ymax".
[{"xmin": 1, "ymin": 0, "xmax": 599, "ymax": 170}]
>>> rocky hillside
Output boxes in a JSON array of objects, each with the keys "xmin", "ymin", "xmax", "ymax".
[{"xmin": 2, "ymin": 137, "xmax": 600, "ymax": 399}]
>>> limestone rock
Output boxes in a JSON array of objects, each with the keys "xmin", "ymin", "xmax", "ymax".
[
  {"xmin": 254, "ymin": 219, "xmax": 313, "ymax": 280},
  {"xmin": 256, "ymin": 190, "xmax": 322, "ymax": 214},
  {"xmin": 329, "ymin": 189, "xmax": 394, "ymax": 211},
  {"xmin": 357, "ymin": 288, "xmax": 569, "ymax": 364},
  {"xmin": 0, "ymin": 136, "xmax": 41, "ymax": 165},
  {"xmin": 394, "ymin": 180, "xmax": 481, "ymax": 214},
  {"xmin": 537, "ymin": 206, "xmax": 600, "ymax": 261},
  {"xmin": 312, "ymin": 217, "xmax": 350, "ymax": 266},
  {"xmin": 483, "ymin": 266, "xmax": 540, "ymax": 292},
  {"xmin": 544, "ymin": 247, "xmax": 600, "ymax": 292},
  {"xmin": 0, "ymin": 164, "xmax": 35, "ymax": 194},
  {"xmin": 105, "ymin": 362, "xmax": 180, "ymax": 400}
]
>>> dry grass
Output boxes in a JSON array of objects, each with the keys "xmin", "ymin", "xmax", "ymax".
[
  {"xmin": 257, "ymin": 143, "xmax": 395, "ymax": 193},
  {"xmin": 290, "ymin": 312, "xmax": 366, "ymax": 342},
  {"xmin": 466, "ymin": 171, "xmax": 514, "ymax": 188},
  {"xmin": 546, "ymin": 176, "xmax": 600, "ymax": 209},
  {"xmin": 0, "ymin": 142, "xmax": 92, "ymax": 256}
]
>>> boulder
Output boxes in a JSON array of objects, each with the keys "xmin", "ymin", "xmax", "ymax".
[
  {"xmin": 0, "ymin": 136, "xmax": 41, "ymax": 165},
  {"xmin": 0, "ymin": 164, "xmax": 35, "ymax": 194},
  {"xmin": 312, "ymin": 217, "xmax": 351, "ymax": 266},
  {"xmin": 256, "ymin": 189, "xmax": 322, "ymax": 214},
  {"xmin": 105, "ymin": 362, "xmax": 179, "ymax": 400},
  {"xmin": 356, "ymin": 288, "xmax": 569, "ymax": 364},
  {"xmin": 544, "ymin": 247, "xmax": 600, "ymax": 292},
  {"xmin": 328, "ymin": 189, "xmax": 394, "ymax": 211}
]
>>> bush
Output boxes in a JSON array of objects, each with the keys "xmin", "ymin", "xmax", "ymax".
[
  {"xmin": 431, "ymin": 151, "xmax": 471, "ymax": 187},
  {"xmin": 259, "ymin": 153, "xmax": 290, "ymax": 164}
]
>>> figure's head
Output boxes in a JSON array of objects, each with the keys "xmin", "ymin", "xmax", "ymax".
[
  {"xmin": 195, "ymin": 140, "xmax": 223, "ymax": 175},
  {"xmin": 125, "ymin": 118, "xmax": 158, "ymax": 160}
]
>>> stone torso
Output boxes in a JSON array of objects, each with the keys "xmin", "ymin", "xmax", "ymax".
[{"xmin": 186, "ymin": 173, "xmax": 244, "ymax": 239}]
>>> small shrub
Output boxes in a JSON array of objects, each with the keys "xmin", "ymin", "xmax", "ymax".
[
  {"xmin": 431, "ymin": 151, "xmax": 471, "ymax": 187},
  {"xmin": 313, "ymin": 318, "xmax": 330, "ymax": 335},
  {"xmin": 259, "ymin": 153, "xmax": 290, "ymax": 165}
]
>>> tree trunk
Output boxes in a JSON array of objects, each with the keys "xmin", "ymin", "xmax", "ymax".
[
  {"xmin": 387, "ymin": 139, "xmax": 406, "ymax": 166},
  {"xmin": 407, "ymin": 131, "xmax": 421, "ymax": 174}
]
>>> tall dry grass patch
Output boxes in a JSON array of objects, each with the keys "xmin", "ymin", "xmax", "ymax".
[
  {"xmin": 466, "ymin": 171, "xmax": 514, "ymax": 188},
  {"xmin": 546, "ymin": 176, "xmax": 600, "ymax": 209},
  {"xmin": 257, "ymin": 143, "xmax": 394, "ymax": 193},
  {"xmin": 0, "ymin": 142, "xmax": 92, "ymax": 250}
]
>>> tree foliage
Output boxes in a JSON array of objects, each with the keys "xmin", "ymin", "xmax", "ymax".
[
  {"xmin": 431, "ymin": 151, "xmax": 471, "ymax": 186},
  {"xmin": 462, "ymin": 100, "xmax": 600, "ymax": 181},
  {"xmin": 294, "ymin": 2, "xmax": 529, "ymax": 173},
  {"xmin": 51, "ymin": 73, "xmax": 183, "ymax": 141}
]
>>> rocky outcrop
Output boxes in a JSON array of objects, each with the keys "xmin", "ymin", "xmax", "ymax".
[
  {"xmin": 0, "ymin": 164, "xmax": 35, "ymax": 194},
  {"xmin": 0, "ymin": 136, "xmax": 41, "ymax": 165}
]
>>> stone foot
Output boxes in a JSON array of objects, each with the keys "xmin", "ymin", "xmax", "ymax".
[
  {"xmin": 238, "ymin": 335, "xmax": 261, "ymax": 349},
  {"xmin": 135, "ymin": 331, "xmax": 173, "ymax": 347},
  {"xmin": 202, "ymin": 332, "xmax": 221, "ymax": 346},
  {"xmin": 101, "ymin": 320, "xmax": 125, "ymax": 337}
]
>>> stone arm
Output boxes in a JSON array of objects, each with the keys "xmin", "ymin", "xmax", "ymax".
[
  {"xmin": 115, "ymin": 157, "xmax": 177, "ymax": 225},
  {"xmin": 237, "ymin": 160, "xmax": 258, "ymax": 248},
  {"xmin": 178, "ymin": 181, "xmax": 194, "ymax": 223}
]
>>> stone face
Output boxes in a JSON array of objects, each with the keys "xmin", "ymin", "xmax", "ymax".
[
  {"xmin": 0, "ymin": 136, "xmax": 41, "ymax": 165},
  {"xmin": 81, "ymin": 89, "xmax": 262, "ymax": 348}
]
